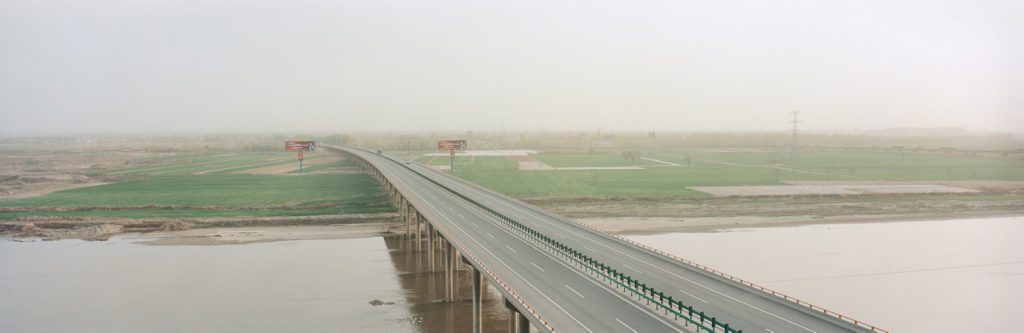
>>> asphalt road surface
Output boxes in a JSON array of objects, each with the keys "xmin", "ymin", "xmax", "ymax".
[{"xmin": 330, "ymin": 145, "xmax": 876, "ymax": 333}]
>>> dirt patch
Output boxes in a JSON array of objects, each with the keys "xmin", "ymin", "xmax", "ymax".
[
  {"xmin": 579, "ymin": 211, "xmax": 1024, "ymax": 234},
  {"xmin": 10, "ymin": 223, "xmax": 124, "ymax": 241},
  {"xmin": 131, "ymin": 223, "xmax": 403, "ymax": 246},
  {"xmin": 690, "ymin": 184, "xmax": 978, "ymax": 197},
  {"xmin": 193, "ymin": 157, "xmax": 292, "ymax": 174},
  {"xmin": 518, "ymin": 161, "xmax": 554, "ymax": 170},
  {"xmin": 158, "ymin": 221, "xmax": 194, "ymax": 231},
  {"xmin": 530, "ymin": 193, "xmax": 1024, "ymax": 220},
  {"xmin": 0, "ymin": 144, "xmax": 167, "ymax": 200},
  {"xmin": 0, "ymin": 212, "xmax": 399, "ymax": 242}
]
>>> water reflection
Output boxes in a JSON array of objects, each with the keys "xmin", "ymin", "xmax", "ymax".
[
  {"xmin": 382, "ymin": 233, "xmax": 509, "ymax": 333},
  {"xmin": 0, "ymin": 232, "xmax": 513, "ymax": 333},
  {"xmin": 0, "ymin": 236, "xmax": 415, "ymax": 332}
]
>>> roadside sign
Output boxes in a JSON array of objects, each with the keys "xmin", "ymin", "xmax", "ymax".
[
  {"xmin": 438, "ymin": 139, "xmax": 466, "ymax": 174},
  {"xmin": 285, "ymin": 140, "xmax": 316, "ymax": 174},
  {"xmin": 437, "ymin": 139, "xmax": 467, "ymax": 152},
  {"xmin": 285, "ymin": 141, "xmax": 317, "ymax": 152}
]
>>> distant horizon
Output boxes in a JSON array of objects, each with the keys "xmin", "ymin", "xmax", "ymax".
[
  {"xmin": 1, "ymin": 125, "xmax": 1021, "ymax": 139},
  {"xmin": 1, "ymin": 0, "xmax": 1020, "ymax": 137}
]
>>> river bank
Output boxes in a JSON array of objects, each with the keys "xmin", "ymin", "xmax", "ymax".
[
  {"xmin": 0, "ymin": 213, "xmax": 400, "ymax": 242},
  {"xmin": 580, "ymin": 210, "xmax": 1024, "ymax": 234}
]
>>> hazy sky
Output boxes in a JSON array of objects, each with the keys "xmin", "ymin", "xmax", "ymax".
[{"xmin": 1, "ymin": 0, "xmax": 1020, "ymax": 135}]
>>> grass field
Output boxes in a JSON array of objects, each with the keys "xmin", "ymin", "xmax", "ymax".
[
  {"xmin": 2, "ymin": 152, "xmax": 390, "ymax": 220},
  {"xmin": 417, "ymin": 149, "xmax": 1024, "ymax": 198},
  {"xmin": 103, "ymin": 152, "xmax": 348, "ymax": 176}
]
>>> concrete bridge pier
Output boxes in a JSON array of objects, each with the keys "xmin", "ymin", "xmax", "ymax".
[
  {"xmin": 505, "ymin": 299, "xmax": 530, "ymax": 333},
  {"xmin": 441, "ymin": 237, "xmax": 453, "ymax": 302},
  {"xmin": 427, "ymin": 223, "xmax": 435, "ymax": 271},
  {"xmin": 415, "ymin": 211, "xmax": 422, "ymax": 251},
  {"xmin": 470, "ymin": 264, "xmax": 484, "ymax": 333}
]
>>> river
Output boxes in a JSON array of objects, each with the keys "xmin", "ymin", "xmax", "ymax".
[
  {"xmin": 626, "ymin": 216, "xmax": 1024, "ymax": 333},
  {"xmin": 0, "ymin": 233, "xmax": 507, "ymax": 333},
  {"xmin": 2, "ymin": 217, "xmax": 1020, "ymax": 332}
]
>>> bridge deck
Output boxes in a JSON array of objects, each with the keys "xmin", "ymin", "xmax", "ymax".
[{"xmin": 330, "ymin": 145, "xmax": 882, "ymax": 333}]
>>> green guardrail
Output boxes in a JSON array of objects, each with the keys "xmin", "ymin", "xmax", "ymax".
[{"xmin": 354, "ymin": 147, "xmax": 742, "ymax": 333}]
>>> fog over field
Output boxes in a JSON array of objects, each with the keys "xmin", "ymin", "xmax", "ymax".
[{"xmin": 0, "ymin": 0, "xmax": 1021, "ymax": 135}]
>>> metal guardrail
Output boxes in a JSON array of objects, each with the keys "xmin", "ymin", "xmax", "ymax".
[
  {"xmin": 582, "ymin": 227, "xmax": 891, "ymax": 333},
  {"xmin": 331, "ymin": 146, "xmax": 558, "ymax": 333},
  {"xmin": 350, "ymin": 146, "xmax": 741, "ymax": 333},
  {"xmin": 402, "ymin": 152, "xmax": 889, "ymax": 333}
]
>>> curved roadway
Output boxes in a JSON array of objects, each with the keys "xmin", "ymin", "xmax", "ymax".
[{"xmin": 331, "ymin": 145, "xmax": 879, "ymax": 333}]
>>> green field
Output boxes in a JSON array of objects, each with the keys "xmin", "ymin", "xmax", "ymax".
[
  {"xmin": 2, "ymin": 152, "xmax": 390, "ymax": 220},
  {"xmin": 103, "ymin": 152, "xmax": 346, "ymax": 176},
  {"xmin": 420, "ymin": 150, "xmax": 1024, "ymax": 198}
]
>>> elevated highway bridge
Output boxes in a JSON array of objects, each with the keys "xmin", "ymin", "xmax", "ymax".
[{"xmin": 325, "ymin": 145, "xmax": 886, "ymax": 333}]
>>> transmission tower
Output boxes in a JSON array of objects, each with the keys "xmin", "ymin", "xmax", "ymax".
[{"xmin": 790, "ymin": 109, "xmax": 800, "ymax": 156}]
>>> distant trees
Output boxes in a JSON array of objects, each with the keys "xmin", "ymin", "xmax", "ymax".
[{"xmin": 621, "ymin": 150, "xmax": 641, "ymax": 164}]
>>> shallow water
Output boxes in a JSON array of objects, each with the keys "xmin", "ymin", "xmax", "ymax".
[
  {"xmin": 0, "ymin": 234, "xmax": 508, "ymax": 333},
  {"xmin": 626, "ymin": 216, "xmax": 1024, "ymax": 333}
]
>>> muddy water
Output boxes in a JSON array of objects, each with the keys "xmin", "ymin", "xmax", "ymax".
[
  {"xmin": 0, "ymin": 234, "xmax": 509, "ymax": 332},
  {"xmin": 626, "ymin": 216, "xmax": 1024, "ymax": 333}
]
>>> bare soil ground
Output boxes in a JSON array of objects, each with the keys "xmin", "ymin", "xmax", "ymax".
[
  {"xmin": 192, "ymin": 157, "xmax": 293, "ymax": 174},
  {"xmin": 530, "ymin": 190, "xmax": 1024, "ymax": 234},
  {"xmin": 0, "ymin": 212, "xmax": 398, "ymax": 241},
  {"xmin": 0, "ymin": 145, "xmax": 155, "ymax": 200},
  {"xmin": 130, "ymin": 223, "xmax": 404, "ymax": 245},
  {"xmin": 578, "ymin": 211, "xmax": 1024, "ymax": 234},
  {"xmin": 690, "ymin": 184, "xmax": 978, "ymax": 196},
  {"xmin": 241, "ymin": 155, "xmax": 343, "ymax": 175}
]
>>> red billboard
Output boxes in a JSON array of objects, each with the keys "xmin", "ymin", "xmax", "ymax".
[
  {"xmin": 285, "ymin": 141, "xmax": 317, "ymax": 152},
  {"xmin": 437, "ymin": 139, "xmax": 467, "ymax": 151}
]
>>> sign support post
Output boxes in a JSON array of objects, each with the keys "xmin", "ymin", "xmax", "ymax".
[
  {"xmin": 285, "ymin": 141, "xmax": 316, "ymax": 175},
  {"xmin": 437, "ymin": 139, "xmax": 467, "ymax": 174}
]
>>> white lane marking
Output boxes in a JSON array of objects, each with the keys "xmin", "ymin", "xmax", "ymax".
[
  {"xmin": 377, "ymin": 154, "xmax": 685, "ymax": 333},
  {"xmin": 379, "ymin": 169, "xmax": 599, "ymax": 332},
  {"xmin": 466, "ymin": 191, "xmax": 819, "ymax": 333},
  {"xmin": 505, "ymin": 245, "xmax": 518, "ymax": 253},
  {"xmin": 458, "ymin": 214, "xmax": 465, "ymax": 218},
  {"xmin": 438, "ymin": 190, "xmax": 684, "ymax": 333},
  {"xmin": 485, "ymin": 232, "xmax": 495, "ymax": 239},
  {"xmin": 686, "ymin": 280, "xmax": 817, "ymax": 333},
  {"xmin": 623, "ymin": 264, "xmax": 643, "ymax": 274},
  {"xmin": 615, "ymin": 318, "xmax": 638, "ymax": 333},
  {"xmin": 472, "ymin": 222, "xmax": 479, "ymax": 228},
  {"xmin": 678, "ymin": 289, "xmax": 709, "ymax": 304},
  {"xmin": 531, "ymin": 262, "xmax": 545, "ymax": 272},
  {"xmin": 395, "ymin": 172, "xmax": 598, "ymax": 329},
  {"xmin": 565, "ymin": 285, "xmax": 585, "ymax": 298},
  {"xmin": 583, "ymin": 246, "xmax": 596, "ymax": 253},
  {"xmin": 364, "ymin": 155, "xmax": 686, "ymax": 333},
  {"xmin": 765, "ymin": 329, "xmax": 775, "ymax": 333}
]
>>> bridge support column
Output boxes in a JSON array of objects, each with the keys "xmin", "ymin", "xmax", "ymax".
[
  {"xmin": 415, "ymin": 211, "xmax": 422, "ymax": 251},
  {"xmin": 504, "ymin": 299, "xmax": 530, "ymax": 333},
  {"xmin": 471, "ymin": 265, "xmax": 483, "ymax": 333},
  {"xmin": 403, "ymin": 201, "xmax": 411, "ymax": 233},
  {"xmin": 442, "ymin": 238, "xmax": 452, "ymax": 302},
  {"xmin": 448, "ymin": 241, "xmax": 456, "ymax": 301},
  {"xmin": 427, "ymin": 223, "xmax": 434, "ymax": 271},
  {"xmin": 518, "ymin": 315, "xmax": 529, "ymax": 333}
]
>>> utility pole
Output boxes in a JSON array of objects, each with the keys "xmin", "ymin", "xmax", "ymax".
[{"xmin": 790, "ymin": 109, "xmax": 800, "ymax": 157}]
